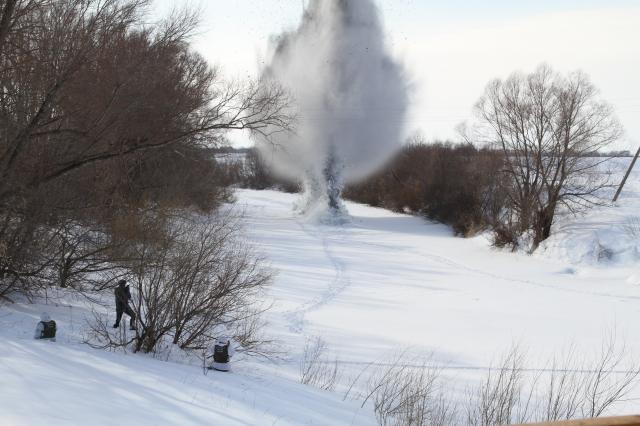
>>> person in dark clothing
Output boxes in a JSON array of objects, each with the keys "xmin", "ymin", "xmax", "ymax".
[{"xmin": 113, "ymin": 280, "xmax": 136, "ymax": 330}]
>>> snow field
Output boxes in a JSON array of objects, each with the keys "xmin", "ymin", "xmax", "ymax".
[{"xmin": 1, "ymin": 157, "xmax": 639, "ymax": 424}]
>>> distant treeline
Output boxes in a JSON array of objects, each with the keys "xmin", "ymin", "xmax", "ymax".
[
  {"xmin": 344, "ymin": 141, "xmax": 505, "ymax": 236},
  {"xmin": 239, "ymin": 65, "xmax": 624, "ymax": 252},
  {"xmin": 233, "ymin": 141, "xmax": 501, "ymax": 235},
  {"xmin": 235, "ymin": 139, "xmax": 627, "ymax": 245}
]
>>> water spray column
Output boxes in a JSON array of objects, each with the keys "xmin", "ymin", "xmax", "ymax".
[
  {"xmin": 323, "ymin": 142, "xmax": 344, "ymax": 213},
  {"xmin": 255, "ymin": 0, "xmax": 409, "ymax": 221}
]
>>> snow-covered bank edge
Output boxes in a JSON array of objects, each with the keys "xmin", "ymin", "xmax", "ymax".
[{"xmin": 0, "ymin": 290, "xmax": 376, "ymax": 425}]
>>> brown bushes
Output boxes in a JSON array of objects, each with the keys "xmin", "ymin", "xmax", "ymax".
[
  {"xmin": 240, "ymin": 148, "xmax": 301, "ymax": 193},
  {"xmin": 0, "ymin": 1, "xmax": 290, "ymax": 299},
  {"xmin": 345, "ymin": 139, "xmax": 506, "ymax": 236}
]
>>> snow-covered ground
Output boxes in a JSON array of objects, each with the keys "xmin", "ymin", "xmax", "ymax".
[
  {"xmin": 0, "ymin": 294, "xmax": 375, "ymax": 425},
  {"xmin": 538, "ymin": 158, "xmax": 640, "ymax": 272},
  {"xmin": 243, "ymin": 179, "xmax": 640, "ymax": 373},
  {"xmin": 1, "ymin": 157, "xmax": 639, "ymax": 425}
]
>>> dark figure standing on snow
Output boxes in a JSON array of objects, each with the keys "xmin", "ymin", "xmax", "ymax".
[{"xmin": 113, "ymin": 280, "xmax": 136, "ymax": 330}]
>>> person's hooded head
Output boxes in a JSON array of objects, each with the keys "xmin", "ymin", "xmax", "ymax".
[
  {"xmin": 118, "ymin": 280, "xmax": 127, "ymax": 289},
  {"xmin": 40, "ymin": 312, "xmax": 51, "ymax": 322}
]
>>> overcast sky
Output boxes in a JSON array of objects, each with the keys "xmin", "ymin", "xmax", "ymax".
[{"xmin": 152, "ymin": 0, "xmax": 640, "ymax": 151}]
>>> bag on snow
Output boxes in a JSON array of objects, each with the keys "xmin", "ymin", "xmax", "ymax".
[
  {"xmin": 209, "ymin": 340, "xmax": 231, "ymax": 371},
  {"xmin": 40, "ymin": 320, "xmax": 57, "ymax": 339}
]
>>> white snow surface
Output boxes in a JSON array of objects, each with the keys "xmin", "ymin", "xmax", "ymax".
[
  {"xmin": 538, "ymin": 158, "xmax": 640, "ymax": 270},
  {"xmin": 0, "ymin": 295, "xmax": 373, "ymax": 425},
  {"xmin": 242, "ymin": 186, "xmax": 640, "ymax": 369},
  {"xmin": 1, "ymin": 158, "xmax": 639, "ymax": 425}
]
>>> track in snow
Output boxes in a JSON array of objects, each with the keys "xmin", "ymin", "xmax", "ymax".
[{"xmin": 284, "ymin": 218, "xmax": 352, "ymax": 335}]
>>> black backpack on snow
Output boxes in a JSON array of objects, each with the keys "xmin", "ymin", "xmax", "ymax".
[
  {"xmin": 40, "ymin": 320, "xmax": 56, "ymax": 339},
  {"xmin": 213, "ymin": 342, "xmax": 229, "ymax": 363}
]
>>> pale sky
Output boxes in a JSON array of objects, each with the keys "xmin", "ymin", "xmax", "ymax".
[{"xmin": 152, "ymin": 0, "xmax": 640, "ymax": 151}]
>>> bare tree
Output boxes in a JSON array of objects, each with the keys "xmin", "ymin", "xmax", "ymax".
[
  {"xmin": 12, "ymin": 215, "xmax": 141, "ymax": 292},
  {"xmin": 474, "ymin": 64, "xmax": 622, "ymax": 249},
  {"xmin": 0, "ymin": 0, "xmax": 292, "ymax": 299},
  {"xmin": 119, "ymin": 211, "xmax": 271, "ymax": 354}
]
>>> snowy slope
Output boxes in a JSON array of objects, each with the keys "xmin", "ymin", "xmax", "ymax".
[
  {"xmin": 1, "ymin": 160, "xmax": 639, "ymax": 424},
  {"xmin": 240, "ymin": 188, "xmax": 640, "ymax": 373},
  {"xmin": 0, "ymin": 295, "xmax": 374, "ymax": 425},
  {"xmin": 538, "ymin": 157, "xmax": 640, "ymax": 274}
]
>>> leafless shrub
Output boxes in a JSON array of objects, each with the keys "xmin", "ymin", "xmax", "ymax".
[
  {"xmin": 623, "ymin": 217, "xmax": 640, "ymax": 239},
  {"xmin": 84, "ymin": 309, "xmax": 135, "ymax": 352},
  {"xmin": 235, "ymin": 148, "xmax": 300, "ymax": 192},
  {"xmin": 536, "ymin": 351, "xmax": 585, "ymax": 422},
  {"xmin": 296, "ymin": 337, "xmax": 638, "ymax": 426},
  {"xmin": 342, "ymin": 360, "xmax": 377, "ymax": 403},
  {"xmin": 344, "ymin": 138, "xmax": 506, "ymax": 237},
  {"xmin": 363, "ymin": 353, "xmax": 456, "ymax": 426},
  {"xmin": 133, "ymin": 212, "xmax": 270, "ymax": 354},
  {"xmin": 42, "ymin": 220, "xmax": 129, "ymax": 290},
  {"xmin": 467, "ymin": 338, "xmax": 640, "ymax": 425},
  {"xmin": 83, "ymin": 209, "xmax": 272, "ymax": 357},
  {"xmin": 228, "ymin": 304, "xmax": 285, "ymax": 361},
  {"xmin": 492, "ymin": 223, "xmax": 522, "ymax": 251},
  {"xmin": 577, "ymin": 336, "xmax": 639, "ymax": 418},
  {"xmin": 0, "ymin": 220, "xmax": 60, "ymax": 301},
  {"xmin": 466, "ymin": 347, "xmax": 535, "ymax": 426},
  {"xmin": 300, "ymin": 336, "xmax": 342, "ymax": 391}
]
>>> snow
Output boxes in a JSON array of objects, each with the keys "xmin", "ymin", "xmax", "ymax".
[
  {"xmin": 1, "ymin": 158, "xmax": 639, "ymax": 424},
  {"xmin": 538, "ymin": 158, "xmax": 640, "ymax": 271},
  {"xmin": 242, "ymin": 186, "xmax": 640, "ymax": 372},
  {"xmin": 0, "ymin": 296, "xmax": 374, "ymax": 425}
]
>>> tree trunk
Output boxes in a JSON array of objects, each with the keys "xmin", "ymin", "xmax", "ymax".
[
  {"xmin": 533, "ymin": 203, "xmax": 556, "ymax": 249},
  {"xmin": 0, "ymin": 0, "xmax": 17, "ymax": 58}
]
